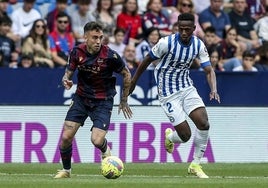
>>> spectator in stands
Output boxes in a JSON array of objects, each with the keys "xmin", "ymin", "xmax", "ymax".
[
  {"xmin": 199, "ymin": 0, "xmax": 231, "ymax": 43},
  {"xmin": 122, "ymin": 44, "xmax": 140, "ymax": 70},
  {"xmin": 208, "ymin": 46, "xmax": 225, "ymax": 71},
  {"xmin": 49, "ymin": 11, "xmax": 75, "ymax": 67},
  {"xmin": 170, "ymin": 0, "xmax": 204, "ymax": 39},
  {"xmin": 228, "ymin": 0, "xmax": 261, "ymax": 52},
  {"xmin": 108, "ymin": 27, "xmax": 126, "ymax": 57},
  {"xmin": 72, "ymin": 0, "xmax": 95, "ymax": 45},
  {"xmin": 254, "ymin": 5, "xmax": 268, "ymax": 42},
  {"xmin": 137, "ymin": 0, "xmax": 149, "ymax": 15},
  {"xmin": 46, "ymin": 0, "xmax": 71, "ymax": 33},
  {"xmin": 246, "ymin": 0, "xmax": 266, "ymax": 21},
  {"xmin": 0, "ymin": 15, "xmax": 18, "ymax": 68},
  {"xmin": 18, "ymin": 52, "xmax": 35, "ymax": 68},
  {"xmin": 0, "ymin": 0, "xmax": 20, "ymax": 46},
  {"xmin": 233, "ymin": 50, "xmax": 258, "ymax": 71},
  {"xmin": 22, "ymin": 19, "xmax": 54, "ymax": 68},
  {"xmin": 10, "ymin": 0, "xmax": 42, "ymax": 51},
  {"xmin": 135, "ymin": 27, "xmax": 160, "ymax": 63},
  {"xmin": 203, "ymin": 26, "xmax": 219, "ymax": 51},
  {"xmin": 162, "ymin": 0, "xmax": 178, "ymax": 8},
  {"xmin": 255, "ymin": 41, "xmax": 268, "ymax": 71},
  {"xmin": 216, "ymin": 27, "xmax": 242, "ymax": 71},
  {"xmin": 92, "ymin": 0, "xmax": 116, "ymax": 43},
  {"xmin": 142, "ymin": 0, "xmax": 172, "ymax": 37},
  {"xmin": 193, "ymin": 0, "xmax": 210, "ymax": 14},
  {"xmin": 0, "ymin": 0, "xmax": 9, "ymax": 18},
  {"xmin": 117, "ymin": 0, "xmax": 143, "ymax": 45}
]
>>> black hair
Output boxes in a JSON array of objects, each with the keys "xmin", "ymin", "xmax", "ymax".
[
  {"xmin": 96, "ymin": 0, "xmax": 113, "ymax": 15},
  {"xmin": 144, "ymin": 27, "xmax": 160, "ymax": 38},
  {"xmin": 114, "ymin": 27, "xmax": 126, "ymax": 35},
  {"xmin": 84, "ymin": 21, "xmax": 103, "ymax": 33},
  {"xmin": 204, "ymin": 26, "xmax": 216, "ymax": 34},
  {"xmin": 0, "ymin": 15, "xmax": 12, "ymax": 26},
  {"xmin": 222, "ymin": 26, "xmax": 237, "ymax": 38},
  {"xmin": 77, "ymin": 0, "xmax": 91, "ymax": 4},
  {"xmin": 177, "ymin": 13, "xmax": 195, "ymax": 23},
  {"xmin": 56, "ymin": 11, "xmax": 69, "ymax": 20},
  {"xmin": 242, "ymin": 50, "xmax": 255, "ymax": 59}
]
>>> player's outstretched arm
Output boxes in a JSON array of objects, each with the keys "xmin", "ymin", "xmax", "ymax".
[
  {"xmin": 203, "ymin": 66, "xmax": 221, "ymax": 103},
  {"xmin": 118, "ymin": 66, "xmax": 133, "ymax": 119}
]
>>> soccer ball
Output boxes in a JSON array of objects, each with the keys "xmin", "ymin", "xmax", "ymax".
[{"xmin": 101, "ymin": 156, "xmax": 124, "ymax": 179}]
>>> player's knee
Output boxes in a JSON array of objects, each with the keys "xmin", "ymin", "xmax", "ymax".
[
  {"xmin": 198, "ymin": 121, "xmax": 210, "ymax": 130},
  {"xmin": 60, "ymin": 134, "xmax": 73, "ymax": 148},
  {"xmin": 91, "ymin": 137, "xmax": 103, "ymax": 148}
]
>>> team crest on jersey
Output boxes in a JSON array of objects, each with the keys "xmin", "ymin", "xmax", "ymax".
[{"xmin": 168, "ymin": 116, "xmax": 175, "ymax": 123}]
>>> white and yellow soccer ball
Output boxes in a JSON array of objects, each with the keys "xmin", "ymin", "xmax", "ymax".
[{"xmin": 101, "ymin": 156, "xmax": 124, "ymax": 179}]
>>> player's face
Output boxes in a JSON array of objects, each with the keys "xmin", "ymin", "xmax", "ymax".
[
  {"xmin": 84, "ymin": 29, "xmax": 104, "ymax": 54},
  {"xmin": 178, "ymin": 20, "xmax": 195, "ymax": 44}
]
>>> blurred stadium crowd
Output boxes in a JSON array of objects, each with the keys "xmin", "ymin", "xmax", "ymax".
[{"xmin": 0, "ymin": 0, "xmax": 268, "ymax": 71}]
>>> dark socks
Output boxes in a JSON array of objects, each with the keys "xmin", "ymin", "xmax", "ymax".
[
  {"xmin": 97, "ymin": 138, "xmax": 107, "ymax": 153},
  {"xmin": 60, "ymin": 144, "xmax": 72, "ymax": 170}
]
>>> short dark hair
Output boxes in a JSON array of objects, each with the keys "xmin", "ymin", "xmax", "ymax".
[
  {"xmin": 242, "ymin": 50, "xmax": 255, "ymax": 59},
  {"xmin": 77, "ymin": 0, "xmax": 91, "ymax": 5},
  {"xmin": 84, "ymin": 21, "xmax": 103, "ymax": 33},
  {"xmin": 204, "ymin": 26, "xmax": 216, "ymax": 34},
  {"xmin": 114, "ymin": 27, "xmax": 126, "ymax": 35},
  {"xmin": 0, "ymin": 15, "xmax": 12, "ymax": 26},
  {"xmin": 177, "ymin": 13, "xmax": 195, "ymax": 23},
  {"xmin": 56, "ymin": 11, "xmax": 69, "ymax": 20}
]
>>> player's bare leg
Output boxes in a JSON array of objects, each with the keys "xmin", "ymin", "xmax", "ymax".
[
  {"xmin": 187, "ymin": 107, "xmax": 210, "ymax": 178},
  {"xmin": 91, "ymin": 127, "xmax": 111, "ymax": 159},
  {"xmin": 54, "ymin": 121, "xmax": 80, "ymax": 179}
]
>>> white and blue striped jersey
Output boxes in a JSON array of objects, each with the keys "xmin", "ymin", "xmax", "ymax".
[{"xmin": 149, "ymin": 33, "xmax": 211, "ymax": 98}]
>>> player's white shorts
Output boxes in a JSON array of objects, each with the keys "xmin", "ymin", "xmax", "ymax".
[{"xmin": 159, "ymin": 86, "xmax": 205, "ymax": 126}]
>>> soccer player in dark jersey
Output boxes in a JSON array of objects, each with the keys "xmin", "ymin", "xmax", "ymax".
[{"xmin": 54, "ymin": 21, "xmax": 133, "ymax": 178}]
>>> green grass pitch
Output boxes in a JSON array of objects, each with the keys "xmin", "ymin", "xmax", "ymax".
[{"xmin": 0, "ymin": 163, "xmax": 267, "ymax": 188}]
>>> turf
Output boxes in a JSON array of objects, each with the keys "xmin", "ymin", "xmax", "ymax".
[{"xmin": 0, "ymin": 163, "xmax": 267, "ymax": 188}]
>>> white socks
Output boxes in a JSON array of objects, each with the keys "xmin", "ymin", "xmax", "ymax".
[
  {"xmin": 168, "ymin": 128, "xmax": 209, "ymax": 165},
  {"xmin": 168, "ymin": 131, "xmax": 185, "ymax": 143},
  {"xmin": 192, "ymin": 129, "xmax": 209, "ymax": 165}
]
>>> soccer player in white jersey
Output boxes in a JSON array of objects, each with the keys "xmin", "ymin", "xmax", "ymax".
[{"xmin": 129, "ymin": 13, "xmax": 220, "ymax": 178}]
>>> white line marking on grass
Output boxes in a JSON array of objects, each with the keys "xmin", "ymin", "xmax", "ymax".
[{"xmin": 0, "ymin": 173, "xmax": 267, "ymax": 179}]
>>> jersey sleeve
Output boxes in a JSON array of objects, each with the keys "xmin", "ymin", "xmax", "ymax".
[
  {"xmin": 150, "ymin": 37, "xmax": 169, "ymax": 60},
  {"xmin": 66, "ymin": 48, "xmax": 78, "ymax": 71},
  {"xmin": 110, "ymin": 50, "xmax": 125, "ymax": 73},
  {"xmin": 198, "ymin": 40, "xmax": 211, "ymax": 68}
]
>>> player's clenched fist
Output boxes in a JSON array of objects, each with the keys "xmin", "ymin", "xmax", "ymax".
[{"xmin": 62, "ymin": 79, "xmax": 73, "ymax": 90}]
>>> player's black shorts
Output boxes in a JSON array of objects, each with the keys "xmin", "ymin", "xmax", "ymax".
[{"xmin": 65, "ymin": 94, "xmax": 113, "ymax": 131}]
